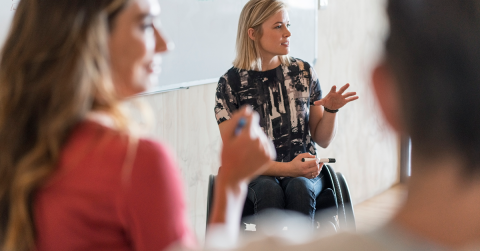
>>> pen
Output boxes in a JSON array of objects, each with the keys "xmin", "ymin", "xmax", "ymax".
[
  {"xmin": 301, "ymin": 157, "xmax": 336, "ymax": 163},
  {"xmin": 235, "ymin": 117, "xmax": 246, "ymax": 136}
]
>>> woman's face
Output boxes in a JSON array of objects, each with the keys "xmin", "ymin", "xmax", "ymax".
[
  {"xmin": 109, "ymin": 0, "xmax": 167, "ymax": 98},
  {"xmin": 258, "ymin": 9, "xmax": 291, "ymax": 59}
]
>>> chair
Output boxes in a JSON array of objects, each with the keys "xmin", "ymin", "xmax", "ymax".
[{"xmin": 206, "ymin": 164, "xmax": 356, "ymax": 232}]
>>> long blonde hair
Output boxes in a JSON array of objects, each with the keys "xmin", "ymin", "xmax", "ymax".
[
  {"xmin": 233, "ymin": 0, "xmax": 291, "ymax": 71},
  {"xmin": 0, "ymin": 0, "xmax": 130, "ymax": 250}
]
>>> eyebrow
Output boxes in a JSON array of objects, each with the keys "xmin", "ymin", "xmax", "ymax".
[{"xmin": 273, "ymin": 21, "xmax": 289, "ymax": 25}]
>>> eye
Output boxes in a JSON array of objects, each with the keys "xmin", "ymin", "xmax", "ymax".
[
  {"xmin": 287, "ymin": 23, "xmax": 291, "ymax": 28},
  {"xmin": 275, "ymin": 25, "xmax": 282, "ymax": 29}
]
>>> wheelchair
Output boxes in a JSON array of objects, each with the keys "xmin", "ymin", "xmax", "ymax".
[{"xmin": 206, "ymin": 165, "xmax": 356, "ymax": 232}]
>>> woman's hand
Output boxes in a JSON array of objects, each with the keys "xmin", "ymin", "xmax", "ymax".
[
  {"xmin": 219, "ymin": 106, "xmax": 276, "ymax": 187},
  {"xmin": 289, "ymin": 153, "xmax": 322, "ymax": 179},
  {"xmin": 208, "ymin": 106, "xmax": 275, "ymax": 231},
  {"xmin": 314, "ymin": 83, "xmax": 359, "ymax": 110}
]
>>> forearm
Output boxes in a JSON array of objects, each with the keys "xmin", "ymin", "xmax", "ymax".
[
  {"xmin": 261, "ymin": 160, "xmax": 294, "ymax": 177},
  {"xmin": 312, "ymin": 111, "xmax": 337, "ymax": 148},
  {"xmin": 207, "ymin": 176, "xmax": 248, "ymax": 245}
]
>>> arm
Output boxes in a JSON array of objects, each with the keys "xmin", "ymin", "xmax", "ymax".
[
  {"xmin": 310, "ymin": 84, "xmax": 359, "ymax": 148},
  {"xmin": 208, "ymin": 106, "xmax": 275, "ymax": 246},
  {"xmin": 309, "ymin": 102, "xmax": 338, "ymax": 148}
]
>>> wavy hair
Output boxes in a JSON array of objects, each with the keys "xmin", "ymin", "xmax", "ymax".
[
  {"xmin": 0, "ymin": 0, "xmax": 130, "ymax": 250},
  {"xmin": 233, "ymin": 0, "xmax": 291, "ymax": 71}
]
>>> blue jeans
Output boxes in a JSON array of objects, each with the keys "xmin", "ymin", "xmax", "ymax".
[{"xmin": 246, "ymin": 174, "xmax": 324, "ymax": 224}]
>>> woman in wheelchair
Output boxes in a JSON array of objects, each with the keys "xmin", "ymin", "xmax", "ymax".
[{"xmin": 214, "ymin": 0, "xmax": 358, "ymax": 228}]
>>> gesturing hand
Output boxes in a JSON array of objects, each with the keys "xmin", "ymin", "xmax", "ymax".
[
  {"xmin": 219, "ymin": 106, "xmax": 276, "ymax": 186},
  {"xmin": 314, "ymin": 83, "xmax": 359, "ymax": 110}
]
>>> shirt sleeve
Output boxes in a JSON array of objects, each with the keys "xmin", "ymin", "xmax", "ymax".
[
  {"xmin": 309, "ymin": 66, "xmax": 322, "ymax": 105},
  {"xmin": 214, "ymin": 75, "xmax": 239, "ymax": 125},
  {"xmin": 122, "ymin": 139, "xmax": 195, "ymax": 251}
]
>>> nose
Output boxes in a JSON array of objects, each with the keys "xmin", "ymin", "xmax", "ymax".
[
  {"xmin": 285, "ymin": 27, "xmax": 291, "ymax": 38},
  {"xmin": 154, "ymin": 26, "xmax": 168, "ymax": 53}
]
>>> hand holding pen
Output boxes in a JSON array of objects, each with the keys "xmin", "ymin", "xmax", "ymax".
[{"xmin": 219, "ymin": 106, "xmax": 276, "ymax": 185}]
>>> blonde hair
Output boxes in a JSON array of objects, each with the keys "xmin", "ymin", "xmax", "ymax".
[
  {"xmin": 0, "ymin": 0, "xmax": 130, "ymax": 250},
  {"xmin": 233, "ymin": 0, "xmax": 291, "ymax": 71}
]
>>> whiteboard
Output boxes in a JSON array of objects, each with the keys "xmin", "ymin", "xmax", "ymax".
[
  {"xmin": 0, "ymin": 0, "xmax": 318, "ymax": 94},
  {"xmin": 0, "ymin": 0, "xmax": 19, "ymax": 50},
  {"xmin": 151, "ymin": 0, "xmax": 318, "ymax": 94}
]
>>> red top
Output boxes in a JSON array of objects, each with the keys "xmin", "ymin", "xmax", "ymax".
[{"xmin": 34, "ymin": 120, "xmax": 194, "ymax": 251}]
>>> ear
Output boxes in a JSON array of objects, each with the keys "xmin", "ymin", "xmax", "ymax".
[
  {"xmin": 372, "ymin": 62, "xmax": 403, "ymax": 133},
  {"xmin": 247, "ymin": 28, "xmax": 255, "ymax": 41}
]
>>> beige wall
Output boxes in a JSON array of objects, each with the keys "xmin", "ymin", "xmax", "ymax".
[{"xmin": 131, "ymin": 0, "xmax": 398, "ymax": 241}]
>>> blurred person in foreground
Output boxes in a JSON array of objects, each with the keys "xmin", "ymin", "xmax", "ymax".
[
  {"xmin": 0, "ymin": 0, "xmax": 274, "ymax": 250},
  {"xmin": 205, "ymin": 0, "xmax": 480, "ymax": 250}
]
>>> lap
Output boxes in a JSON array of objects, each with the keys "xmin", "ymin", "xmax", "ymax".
[{"xmin": 247, "ymin": 174, "xmax": 324, "ymax": 198}]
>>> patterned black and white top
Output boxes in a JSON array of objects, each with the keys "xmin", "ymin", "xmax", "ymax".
[{"xmin": 215, "ymin": 58, "xmax": 322, "ymax": 162}]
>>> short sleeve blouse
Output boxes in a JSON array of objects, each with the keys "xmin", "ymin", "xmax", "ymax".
[{"xmin": 214, "ymin": 58, "xmax": 322, "ymax": 162}]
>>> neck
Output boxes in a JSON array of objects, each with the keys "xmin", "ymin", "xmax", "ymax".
[
  {"xmin": 393, "ymin": 152, "xmax": 480, "ymax": 248},
  {"xmin": 260, "ymin": 55, "xmax": 281, "ymax": 71}
]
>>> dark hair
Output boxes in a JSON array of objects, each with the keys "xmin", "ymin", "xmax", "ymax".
[{"xmin": 385, "ymin": 0, "xmax": 480, "ymax": 172}]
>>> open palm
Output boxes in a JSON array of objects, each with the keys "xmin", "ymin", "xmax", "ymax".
[{"xmin": 314, "ymin": 83, "xmax": 359, "ymax": 110}]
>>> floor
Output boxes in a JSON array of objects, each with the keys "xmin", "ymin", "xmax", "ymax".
[{"xmin": 353, "ymin": 184, "xmax": 408, "ymax": 232}]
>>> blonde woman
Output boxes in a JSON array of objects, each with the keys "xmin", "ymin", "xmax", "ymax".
[
  {"xmin": 0, "ymin": 0, "xmax": 274, "ymax": 250},
  {"xmin": 215, "ymin": 0, "xmax": 358, "ymax": 227}
]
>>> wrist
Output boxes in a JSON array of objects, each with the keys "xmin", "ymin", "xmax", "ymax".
[
  {"xmin": 216, "ymin": 172, "xmax": 248, "ymax": 195},
  {"xmin": 324, "ymin": 106, "xmax": 339, "ymax": 113}
]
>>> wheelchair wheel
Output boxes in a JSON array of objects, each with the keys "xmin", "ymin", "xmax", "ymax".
[
  {"xmin": 323, "ymin": 165, "xmax": 356, "ymax": 231},
  {"xmin": 206, "ymin": 174, "xmax": 215, "ymax": 229},
  {"xmin": 336, "ymin": 172, "xmax": 356, "ymax": 231}
]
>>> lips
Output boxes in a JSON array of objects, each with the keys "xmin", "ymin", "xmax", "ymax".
[
  {"xmin": 281, "ymin": 41, "xmax": 290, "ymax": 47},
  {"xmin": 146, "ymin": 56, "xmax": 162, "ymax": 74}
]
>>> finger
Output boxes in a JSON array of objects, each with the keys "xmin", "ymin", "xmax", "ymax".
[
  {"xmin": 306, "ymin": 164, "xmax": 320, "ymax": 173},
  {"xmin": 345, "ymin": 96, "xmax": 359, "ymax": 103},
  {"xmin": 342, "ymin": 92, "xmax": 357, "ymax": 98},
  {"xmin": 317, "ymin": 162, "xmax": 324, "ymax": 170},
  {"xmin": 338, "ymin": 83, "xmax": 350, "ymax": 94},
  {"xmin": 304, "ymin": 160, "xmax": 318, "ymax": 168},
  {"xmin": 314, "ymin": 99, "xmax": 324, "ymax": 106},
  {"xmin": 330, "ymin": 85, "xmax": 337, "ymax": 93},
  {"xmin": 297, "ymin": 152, "xmax": 316, "ymax": 159}
]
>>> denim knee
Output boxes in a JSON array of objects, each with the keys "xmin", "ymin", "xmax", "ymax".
[
  {"xmin": 248, "ymin": 176, "xmax": 285, "ymax": 211},
  {"xmin": 284, "ymin": 177, "xmax": 316, "ymax": 200}
]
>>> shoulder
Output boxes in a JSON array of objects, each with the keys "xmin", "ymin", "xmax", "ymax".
[
  {"xmin": 132, "ymin": 138, "xmax": 177, "ymax": 178},
  {"xmin": 289, "ymin": 57, "xmax": 312, "ymax": 71},
  {"xmin": 219, "ymin": 67, "xmax": 244, "ymax": 82},
  {"xmin": 71, "ymin": 120, "xmax": 177, "ymax": 177}
]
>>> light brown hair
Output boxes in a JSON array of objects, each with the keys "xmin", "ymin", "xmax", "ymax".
[
  {"xmin": 233, "ymin": 0, "xmax": 291, "ymax": 71},
  {"xmin": 0, "ymin": 0, "xmax": 130, "ymax": 250}
]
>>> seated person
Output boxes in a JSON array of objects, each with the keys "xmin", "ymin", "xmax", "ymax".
[
  {"xmin": 214, "ymin": 0, "xmax": 358, "ymax": 227},
  {"xmin": 208, "ymin": 0, "xmax": 480, "ymax": 250}
]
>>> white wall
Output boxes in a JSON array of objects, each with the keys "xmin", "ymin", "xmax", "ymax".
[{"xmin": 131, "ymin": 0, "xmax": 397, "ymax": 241}]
